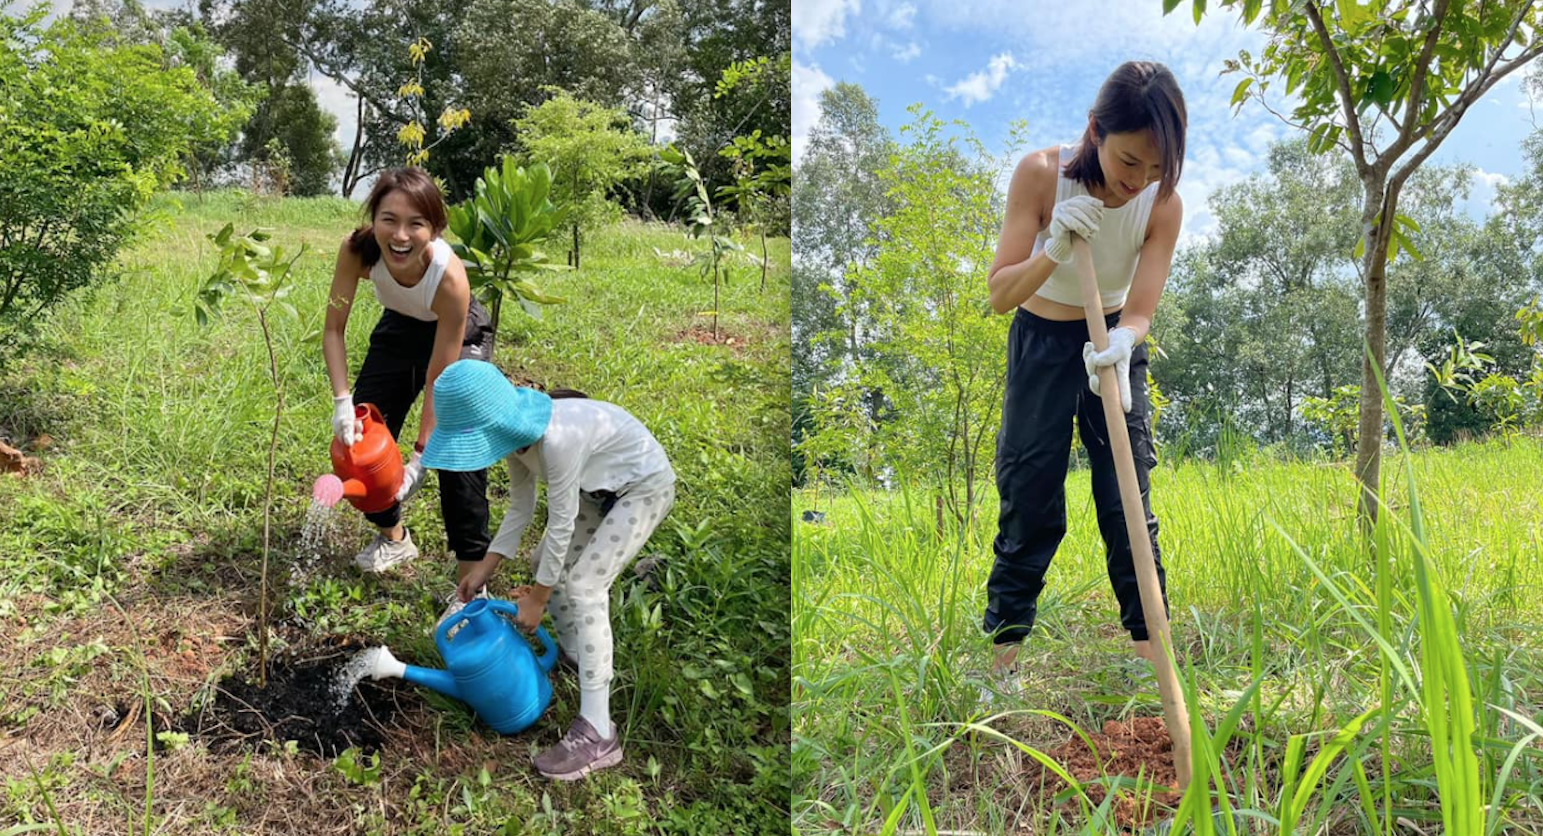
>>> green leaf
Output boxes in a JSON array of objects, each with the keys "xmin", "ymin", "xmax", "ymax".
[
  {"xmin": 1192, "ymin": 0, "xmax": 1206, "ymax": 25},
  {"xmin": 1242, "ymin": 0, "xmax": 1263, "ymax": 24},
  {"xmin": 1367, "ymin": 70, "xmax": 1395, "ymax": 106},
  {"xmin": 1353, "ymin": 234, "xmax": 1366, "ymax": 261},
  {"xmin": 1230, "ymin": 77, "xmax": 1254, "ymax": 109}
]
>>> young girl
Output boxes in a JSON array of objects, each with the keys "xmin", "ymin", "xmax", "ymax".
[
  {"xmin": 323, "ymin": 168, "xmax": 495, "ymax": 577},
  {"xmin": 983, "ymin": 61, "xmax": 1187, "ymax": 687},
  {"xmin": 421, "ymin": 359, "xmax": 676, "ymax": 781}
]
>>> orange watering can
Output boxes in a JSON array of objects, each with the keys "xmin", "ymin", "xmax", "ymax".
[{"xmin": 311, "ymin": 403, "xmax": 403, "ymax": 512}]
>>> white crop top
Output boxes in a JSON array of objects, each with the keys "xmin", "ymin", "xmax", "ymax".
[
  {"xmin": 368, "ymin": 238, "xmax": 453, "ymax": 321},
  {"xmin": 1031, "ymin": 144, "xmax": 1158, "ymax": 309}
]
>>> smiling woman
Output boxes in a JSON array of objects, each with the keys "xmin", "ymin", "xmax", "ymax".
[{"xmin": 321, "ymin": 167, "xmax": 497, "ymax": 598}]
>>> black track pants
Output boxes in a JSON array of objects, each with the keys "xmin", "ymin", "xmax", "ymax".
[
  {"xmin": 352, "ymin": 301, "xmax": 495, "ymax": 562},
  {"xmin": 984, "ymin": 308, "xmax": 1168, "ymax": 645}
]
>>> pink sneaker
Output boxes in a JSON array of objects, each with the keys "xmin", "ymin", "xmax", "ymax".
[{"xmin": 533, "ymin": 716, "xmax": 622, "ymax": 781}]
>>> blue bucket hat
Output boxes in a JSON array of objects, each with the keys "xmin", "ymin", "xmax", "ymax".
[{"xmin": 421, "ymin": 360, "xmax": 553, "ymax": 472}]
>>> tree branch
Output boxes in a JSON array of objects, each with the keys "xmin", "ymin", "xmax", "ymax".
[
  {"xmin": 1397, "ymin": 0, "xmax": 1452, "ymax": 149},
  {"xmin": 275, "ymin": 31, "xmax": 411, "ymax": 125},
  {"xmin": 1303, "ymin": 0, "xmax": 1371, "ymax": 174},
  {"xmin": 1391, "ymin": 39, "xmax": 1543, "ymax": 194}
]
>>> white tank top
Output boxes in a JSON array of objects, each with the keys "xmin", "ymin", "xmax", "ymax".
[
  {"xmin": 1031, "ymin": 144, "xmax": 1158, "ymax": 309},
  {"xmin": 368, "ymin": 238, "xmax": 453, "ymax": 321}
]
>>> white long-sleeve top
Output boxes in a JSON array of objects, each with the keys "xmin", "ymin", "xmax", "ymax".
[{"xmin": 488, "ymin": 398, "xmax": 675, "ymax": 587}]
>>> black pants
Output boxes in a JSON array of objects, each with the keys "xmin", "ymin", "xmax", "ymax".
[
  {"xmin": 353, "ymin": 301, "xmax": 495, "ymax": 562},
  {"xmin": 984, "ymin": 308, "xmax": 1168, "ymax": 644}
]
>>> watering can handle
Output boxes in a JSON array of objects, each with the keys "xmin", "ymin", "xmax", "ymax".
[{"xmin": 486, "ymin": 600, "xmax": 560, "ymax": 672}]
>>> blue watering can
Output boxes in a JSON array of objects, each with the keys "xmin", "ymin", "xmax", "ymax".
[{"xmin": 367, "ymin": 598, "xmax": 558, "ymax": 734}]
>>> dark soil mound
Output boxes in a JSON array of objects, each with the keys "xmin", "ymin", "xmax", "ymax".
[{"xmin": 188, "ymin": 655, "xmax": 402, "ymax": 759}]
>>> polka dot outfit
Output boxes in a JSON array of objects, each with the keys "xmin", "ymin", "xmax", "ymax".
[
  {"xmin": 545, "ymin": 475, "xmax": 674, "ymax": 690},
  {"xmin": 486, "ymin": 398, "xmax": 675, "ymax": 693}
]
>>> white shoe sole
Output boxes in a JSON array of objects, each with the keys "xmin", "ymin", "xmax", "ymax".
[{"xmin": 538, "ymin": 747, "xmax": 623, "ymax": 781}]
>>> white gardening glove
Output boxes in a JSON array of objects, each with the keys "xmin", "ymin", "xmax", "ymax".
[
  {"xmin": 1042, "ymin": 195, "xmax": 1105, "ymax": 264},
  {"xmin": 396, "ymin": 449, "xmax": 425, "ymax": 503},
  {"xmin": 332, "ymin": 394, "xmax": 361, "ymax": 446},
  {"xmin": 1083, "ymin": 326, "xmax": 1138, "ymax": 413}
]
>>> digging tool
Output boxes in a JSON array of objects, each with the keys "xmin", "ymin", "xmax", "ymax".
[{"xmin": 1071, "ymin": 234, "xmax": 1193, "ymax": 790}]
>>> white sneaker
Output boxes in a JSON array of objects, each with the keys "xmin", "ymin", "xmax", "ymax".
[
  {"xmin": 355, "ymin": 528, "xmax": 418, "ymax": 573},
  {"xmin": 976, "ymin": 666, "xmax": 1023, "ymax": 709},
  {"xmin": 437, "ymin": 585, "xmax": 489, "ymax": 627}
]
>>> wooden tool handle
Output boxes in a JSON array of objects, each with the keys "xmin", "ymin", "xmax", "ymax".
[{"xmin": 1071, "ymin": 234, "xmax": 1193, "ymax": 789}]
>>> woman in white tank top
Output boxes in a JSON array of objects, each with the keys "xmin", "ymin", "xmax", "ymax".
[
  {"xmin": 321, "ymin": 168, "xmax": 498, "ymax": 608},
  {"xmin": 980, "ymin": 62, "xmax": 1188, "ymax": 693}
]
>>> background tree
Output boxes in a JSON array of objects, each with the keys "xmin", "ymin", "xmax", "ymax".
[
  {"xmin": 202, "ymin": 0, "xmax": 340, "ymax": 196},
  {"xmin": 1184, "ymin": 0, "xmax": 1543, "ymax": 526},
  {"xmin": 790, "ymin": 83, "xmax": 895, "ymax": 485},
  {"xmin": 456, "ymin": 0, "xmax": 632, "ymax": 181},
  {"xmin": 513, "ymin": 88, "xmax": 653, "ymax": 269},
  {"xmin": 0, "ymin": 7, "xmax": 237, "ymax": 355},
  {"xmin": 807, "ymin": 108, "xmax": 1017, "ymax": 521},
  {"xmin": 665, "ymin": 0, "xmax": 789, "ymax": 199}
]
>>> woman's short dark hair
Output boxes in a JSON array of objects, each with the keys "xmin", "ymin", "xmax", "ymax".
[
  {"xmin": 1063, "ymin": 61, "xmax": 1187, "ymax": 201},
  {"xmin": 346, "ymin": 168, "xmax": 449, "ymax": 268}
]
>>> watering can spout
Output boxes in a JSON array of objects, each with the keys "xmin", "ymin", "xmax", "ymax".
[
  {"xmin": 341, "ymin": 478, "xmax": 367, "ymax": 500},
  {"xmin": 402, "ymin": 664, "xmax": 462, "ymax": 701},
  {"xmin": 367, "ymin": 645, "xmax": 464, "ymax": 701}
]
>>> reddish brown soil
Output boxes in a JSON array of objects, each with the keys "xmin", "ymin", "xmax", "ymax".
[
  {"xmin": 0, "ymin": 437, "xmax": 41, "ymax": 474},
  {"xmin": 1024, "ymin": 716, "xmax": 1183, "ymax": 828},
  {"xmin": 675, "ymin": 325, "xmax": 744, "ymax": 347}
]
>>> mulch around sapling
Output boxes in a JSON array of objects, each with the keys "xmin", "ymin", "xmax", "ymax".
[
  {"xmin": 675, "ymin": 325, "xmax": 746, "ymax": 347},
  {"xmin": 183, "ymin": 647, "xmax": 404, "ymax": 759},
  {"xmin": 1023, "ymin": 716, "xmax": 1184, "ymax": 828}
]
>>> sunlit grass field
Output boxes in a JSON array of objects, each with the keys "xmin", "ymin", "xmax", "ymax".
[{"xmin": 794, "ymin": 438, "xmax": 1543, "ymax": 834}]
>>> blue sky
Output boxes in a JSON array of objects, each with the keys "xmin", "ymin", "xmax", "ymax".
[{"xmin": 793, "ymin": 0, "xmax": 1543, "ymax": 245}]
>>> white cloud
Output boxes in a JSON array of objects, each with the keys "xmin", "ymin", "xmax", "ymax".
[
  {"xmin": 1222, "ymin": 146, "xmax": 1253, "ymax": 168},
  {"xmin": 1244, "ymin": 124, "xmax": 1278, "ymax": 155},
  {"xmin": 889, "ymin": 2, "xmax": 917, "ymax": 29},
  {"xmin": 911, "ymin": 0, "xmax": 1263, "ymax": 61},
  {"xmin": 793, "ymin": 60, "xmax": 836, "ymax": 164},
  {"xmin": 309, "ymin": 73, "xmax": 356, "ymax": 151},
  {"xmin": 1472, "ymin": 169, "xmax": 1510, "ymax": 190},
  {"xmin": 795, "ymin": 0, "xmax": 862, "ymax": 51},
  {"xmin": 945, "ymin": 53, "xmax": 1017, "ymax": 106},
  {"xmin": 893, "ymin": 41, "xmax": 922, "ymax": 63}
]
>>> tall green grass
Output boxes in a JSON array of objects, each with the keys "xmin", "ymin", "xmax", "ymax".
[{"xmin": 793, "ymin": 436, "xmax": 1543, "ymax": 833}]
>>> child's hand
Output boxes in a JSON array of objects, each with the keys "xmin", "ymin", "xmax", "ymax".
[{"xmin": 513, "ymin": 585, "xmax": 551, "ymax": 633}]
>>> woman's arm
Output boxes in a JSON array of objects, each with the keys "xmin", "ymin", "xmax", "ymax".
[
  {"xmin": 1113, "ymin": 192, "xmax": 1183, "ymax": 343},
  {"xmin": 987, "ymin": 150, "xmax": 1061, "ymax": 314},
  {"xmin": 323, "ymin": 239, "xmax": 364, "ymax": 397},
  {"xmin": 419, "ymin": 254, "xmax": 472, "ymax": 449}
]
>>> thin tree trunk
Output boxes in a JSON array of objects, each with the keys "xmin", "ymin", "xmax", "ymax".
[
  {"xmin": 712, "ymin": 264, "xmax": 720, "ymax": 339},
  {"xmin": 257, "ymin": 309, "xmax": 282, "ymax": 689},
  {"xmin": 341, "ymin": 95, "xmax": 366, "ymax": 198},
  {"xmin": 759, "ymin": 227, "xmax": 768, "ymax": 291},
  {"xmin": 490, "ymin": 290, "xmax": 503, "ymax": 354},
  {"xmin": 1354, "ymin": 185, "xmax": 1397, "ymax": 531}
]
